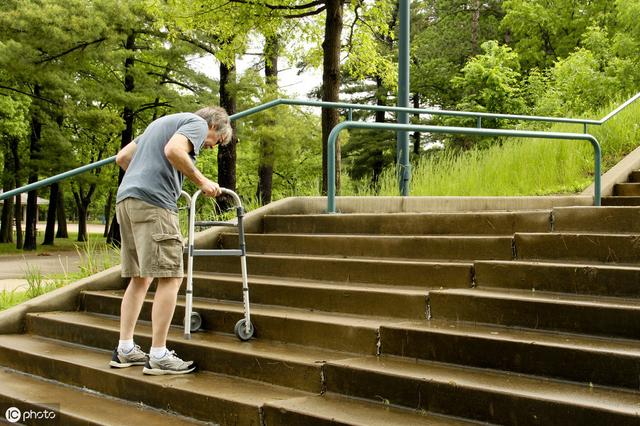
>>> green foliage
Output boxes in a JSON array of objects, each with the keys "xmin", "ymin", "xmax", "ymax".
[
  {"xmin": 355, "ymin": 97, "xmax": 640, "ymax": 197},
  {"xmin": 501, "ymin": 0, "xmax": 613, "ymax": 69},
  {"xmin": 452, "ymin": 41, "xmax": 527, "ymax": 116}
]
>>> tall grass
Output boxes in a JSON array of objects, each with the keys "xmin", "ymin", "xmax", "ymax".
[
  {"xmin": 349, "ymin": 98, "xmax": 640, "ymax": 196},
  {"xmin": 0, "ymin": 239, "xmax": 120, "ymax": 311}
]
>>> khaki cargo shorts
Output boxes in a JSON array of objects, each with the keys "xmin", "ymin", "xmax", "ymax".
[{"xmin": 116, "ymin": 198, "xmax": 184, "ymax": 278}]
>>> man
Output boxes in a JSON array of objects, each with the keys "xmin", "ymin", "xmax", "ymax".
[{"xmin": 109, "ymin": 106, "xmax": 232, "ymax": 375}]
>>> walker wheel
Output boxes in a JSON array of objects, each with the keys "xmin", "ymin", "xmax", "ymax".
[
  {"xmin": 234, "ymin": 319, "xmax": 254, "ymax": 341},
  {"xmin": 189, "ymin": 312, "xmax": 202, "ymax": 332}
]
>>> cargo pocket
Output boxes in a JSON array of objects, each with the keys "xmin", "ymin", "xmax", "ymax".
[{"xmin": 152, "ymin": 233, "xmax": 183, "ymax": 269}]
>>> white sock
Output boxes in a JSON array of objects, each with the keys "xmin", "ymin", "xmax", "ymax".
[
  {"xmin": 150, "ymin": 346, "xmax": 168, "ymax": 359},
  {"xmin": 118, "ymin": 339, "xmax": 135, "ymax": 353}
]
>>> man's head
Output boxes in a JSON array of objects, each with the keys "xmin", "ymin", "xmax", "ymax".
[{"xmin": 194, "ymin": 106, "xmax": 232, "ymax": 149}]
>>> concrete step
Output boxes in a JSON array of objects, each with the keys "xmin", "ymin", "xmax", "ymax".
[
  {"xmin": 614, "ymin": 183, "xmax": 640, "ymax": 196},
  {"xmin": 220, "ymin": 233, "xmax": 514, "ymax": 261},
  {"xmin": 553, "ymin": 206, "xmax": 640, "ymax": 233},
  {"xmin": 190, "ymin": 272, "xmax": 428, "ymax": 319},
  {"xmin": 515, "ymin": 232, "xmax": 640, "ymax": 263},
  {"xmin": 380, "ymin": 319, "xmax": 640, "ymax": 390},
  {"xmin": 194, "ymin": 253, "xmax": 473, "ymax": 288},
  {"xmin": 602, "ymin": 196, "xmax": 640, "ymax": 206},
  {"xmin": 80, "ymin": 290, "xmax": 407, "ymax": 354},
  {"xmin": 429, "ymin": 288, "xmax": 640, "ymax": 339},
  {"xmin": 0, "ymin": 367, "xmax": 204, "ymax": 426},
  {"xmin": 262, "ymin": 393, "xmax": 481, "ymax": 425},
  {"xmin": 0, "ymin": 334, "xmax": 308, "ymax": 425},
  {"xmin": 25, "ymin": 311, "xmax": 353, "ymax": 393},
  {"xmin": 474, "ymin": 260, "xmax": 640, "ymax": 298},
  {"xmin": 630, "ymin": 170, "xmax": 640, "ymax": 183},
  {"xmin": 262, "ymin": 211, "xmax": 550, "ymax": 235},
  {"xmin": 323, "ymin": 355, "xmax": 640, "ymax": 425}
]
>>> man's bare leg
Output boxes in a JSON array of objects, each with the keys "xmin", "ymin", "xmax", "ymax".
[
  {"xmin": 119, "ymin": 277, "xmax": 153, "ymax": 340},
  {"xmin": 151, "ymin": 277, "xmax": 183, "ymax": 348}
]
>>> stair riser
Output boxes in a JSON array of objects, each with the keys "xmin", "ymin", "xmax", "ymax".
[
  {"xmin": 263, "ymin": 212, "xmax": 550, "ymax": 235},
  {"xmin": 614, "ymin": 184, "xmax": 640, "ymax": 196},
  {"xmin": 25, "ymin": 314, "xmax": 322, "ymax": 393},
  {"xmin": 553, "ymin": 207, "xmax": 640, "ymax": 233},
  {"xmin": 429, "ymin": 293, "xmax": 640, "ymax": 339},
  {"xmin": 80, "ymin": 293, "xmax": 378, "ymax": 354},
  {"xmin": 516, "ymin": 234, "xmax": 640, "ymax": 263},
  {"xmin": 0, "ymin": 346, "xmax": 261, "ymax": 425},
  {"xmin": 221, "ymin": 234, "xmax": 513, "ymax": 261},
  {"xmin": 191, "ymin": 277, "xmax": 427, "ymax": 319},
  {"xmin": 630, "ymin": 171, "xmax": 640, "ymax": 183},
  {"xmin": 475, "ymin": 262, "xmax": 640, "ymax": 298},
  {"xmin": 193, "ymin": 256, "xmax": 473, "ymax": 288},
  {"xmin": 602, "ymin": 197, "xmax": 640, "ymax": 206},
  {"xmin": 380, "ymin": 327, "xmax": 640, "ymax": 390},
  {"xmin": 262, "ymin": 407, "xmax": 349, "ymax": 426},
  {"xmin": 323, "ymin": 364, "xmax": 637, "ymax": 425}
]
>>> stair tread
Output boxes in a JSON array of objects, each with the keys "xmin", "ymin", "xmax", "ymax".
[
  {"xmin": 0, "ymin": 367, "xmax": 204, "ymax": 425},
  {"xmin": 29, "ymin": 310, "xmax": 356, "ymax": 363},
  {"xmin": 386, "ymin": 319, "xmax": 640, "ymax": 355},
  {"xmin": 191, "ymin": 271, "xmax": 430, "ymax": 296},
  {"xmin": 476, "ymin": 259, "xmax": 640, "ymax": 271},
  {"xmin": 264, "ymin": 211, "xmax": 550, "ymax": 218},
  {"xmin": 434, "ymin": 287, "xmax": 640, "ymax": 310},
  {"xmin": 240, "ymin": 252, "xmax": 474, "ymax": 265},
  {"xmin": 229, "ymin": 232, "xmax": 513, "ymax": 239},
  {"xmin": 82, "ymin": 289, "xmax": 407, "ymax": 328},
  {"xmin": 0, "ymin": 334, "xmax": 307, "ymax": 405},
  {"xmin": 265, "ymin": 393, "xmax": 482, "ymax": 425},
  {"xmin": 327, "ymin": 355, "xmax": 640, "ymax": 414}
]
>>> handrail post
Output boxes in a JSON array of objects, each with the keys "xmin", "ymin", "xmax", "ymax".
[
  {"xmin": 477, "ymin": 117, "xmax": 482, "ymax": 128},
  {"xmin": 397, "ymin": 0, "xmax": 411, "ymax": 196},
  {"xmin": 348, "ymin": 108, "xmax": 353, "ymax": 122}
]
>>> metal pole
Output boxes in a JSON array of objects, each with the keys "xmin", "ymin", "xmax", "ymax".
[{"xmin": 397, "ymin": 0, "xmax": 411, "ymax": 196}]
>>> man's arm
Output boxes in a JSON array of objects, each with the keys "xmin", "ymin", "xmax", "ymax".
[
  {"xmin": 164, "ymin": 133, "xmax": 221, "ymax": 197},
  {"xmin": 115, "ymin": 140, "xmax": 138, "ymax": 171}
]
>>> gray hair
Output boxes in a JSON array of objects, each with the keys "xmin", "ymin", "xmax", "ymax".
[{"xmin": 194, "ymin": 106, "xmax": 233, "ymax": 146}]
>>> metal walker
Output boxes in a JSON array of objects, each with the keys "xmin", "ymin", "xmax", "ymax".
[{"xmin": 181, "ymin": 188, "xmax": 255, "ymax": 341}]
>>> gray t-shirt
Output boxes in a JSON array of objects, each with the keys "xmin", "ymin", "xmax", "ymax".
[{"xmin": 116, "ymin": 113, "xmax": 208, "ymax": 211}]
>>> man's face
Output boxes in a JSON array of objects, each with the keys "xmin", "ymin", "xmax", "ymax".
[{"xmin": 204, "ymin": 127, "xmax": 223, "ymax": 149}]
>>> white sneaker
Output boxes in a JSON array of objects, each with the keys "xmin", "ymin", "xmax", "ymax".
[
  {"xmin": 142, "ymin": 350, "xmax": 197, "ymax": 375},
  {"xmin": 109, "ymin": 345, "xmax": 148, "ymax": 368}
]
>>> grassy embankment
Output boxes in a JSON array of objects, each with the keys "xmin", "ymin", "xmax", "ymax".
[{"xmin": 351, "ymin": 99, "xmax": 640, "ymax": 196}]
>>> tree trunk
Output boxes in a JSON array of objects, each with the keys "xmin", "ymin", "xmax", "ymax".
[
  {"xmin": 108, "ymin": 31, "xmax": 136, "ymax": 246},
  {"xmin": 0, "ymin": 195, "xmax": 14, "ymax": 243},
  {"xmin": 103, "ymin": 189, "xmax": 114, "ymax": 237},
  {"xmin": 73, "ymin": 191, "xmax": 89, "ymax": 242},
  {"xmin": 14, "ymin": 195, "xmax": 22, "ymax": 250},
  {"xmin": 256, "ymin": 36, "xmax": 278, "ymax": 205},
  {"xmin": 42, "ymin": 182, "xmax": 59, "ymax": 245},
  {"xmin": 55, "ymin": 188, "xmax": 68, "ymax": 238},
  {"xmin": 11, "ymin": 136, "xmax": 22, "ymax": 248},
  {"xmin": 471, "ymin": 0, "xmax": 481, "ymax": 55},
  {"xmin": 412, "ymin": 93, "xmax": 421, "ymax": 155},
  {"xmin": 24, "ymin": 85, "xmax": 42, "ymax": 251},
  {"xmin": 371, "ymin": 77, "xmax": 386, "ymax": 190},
  {"xmin": 0, "ymin": 140, "xmax": 15, "ymax": 243},
  {"xmin": 321, "ymin": 0, "xmax": 344, "ymax": 195},
  {"xmin": 218, "ymin": 60, "xmax": 238, "ymax": 210}
]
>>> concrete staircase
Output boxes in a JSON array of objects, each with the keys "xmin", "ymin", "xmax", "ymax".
[
  {"xmin": 603, "ymin": 169, "xmax": 640, "ymax": 205},
  {"xmin": 1, "ymin": 203, "xmax": 640, "ymax": 424}
]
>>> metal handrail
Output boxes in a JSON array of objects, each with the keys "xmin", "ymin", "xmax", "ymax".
[
  {"xmin": 0, "ymin": 92, "xmax": 634, "ymax": 202},
  {"xmin": 326, "ymin": 122, "xmax": 602, "ymax": 213}
]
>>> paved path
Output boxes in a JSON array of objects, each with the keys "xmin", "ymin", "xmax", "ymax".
[{"xmin": 0, "ymin": 223, "xmax": 110, "ymax": 292}]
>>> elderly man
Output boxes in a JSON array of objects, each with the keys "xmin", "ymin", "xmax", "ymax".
[{"xmin": 109, "ymin": 106, "xmax": 232, "ymax": 375}]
